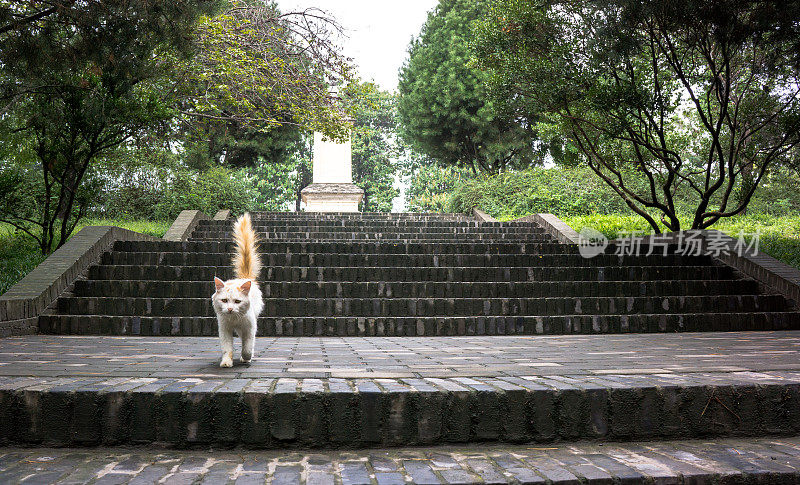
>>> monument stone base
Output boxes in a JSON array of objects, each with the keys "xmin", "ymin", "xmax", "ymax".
[{"xmin": 301, "ymin": 183, "xmax": 364, "ymax": 212}]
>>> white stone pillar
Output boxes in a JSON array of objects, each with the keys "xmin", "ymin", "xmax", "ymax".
[{"xmin": 301, "ymin": 131, "xmax": 364, "ymax": 212}]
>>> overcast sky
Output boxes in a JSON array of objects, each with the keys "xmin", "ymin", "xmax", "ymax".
[{"xmin": 275, "ymin": 0, "xmax": 439, "ymax": 92}]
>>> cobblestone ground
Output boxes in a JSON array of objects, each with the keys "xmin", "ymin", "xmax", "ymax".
[
  {"xmin": 0, "ymin": 331, "xmax": 799, "ymax": 379},
  {"xmin": 2, "ymin": 436, "xmax": 800, "ymax": 484}
]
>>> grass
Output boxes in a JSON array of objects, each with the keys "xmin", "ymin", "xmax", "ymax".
[
  {"xmin": 72, "ymin": 219, "xmax": 172, "ymax": 238},
  {"xmin": 0, "ymin": 229, "xmax": 47, "ymax": 298},
  {"xmin": 0, "ymin": 219, "xmax": 171, "ymax": 296}
]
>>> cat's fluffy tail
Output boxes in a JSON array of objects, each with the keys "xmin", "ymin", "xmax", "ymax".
[{"xmin": 233, "ymin": 213, "xmax": 261, "ymax": 280}]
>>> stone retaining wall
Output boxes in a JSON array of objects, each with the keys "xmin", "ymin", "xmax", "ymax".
[
  {"xmin": 512, "ymin": 213, "xmax": 581, "ymax": 245},
  {"xmin": 613, "ymin": 230, "xmax": 800, "ymax": 308},
  {"xmin": 162, "ymin": 210, "xmax": 210, "ymax": 241},
  {"xmin": 472, "ymin": 207, "xmax": 497, "ymax": 222},
  {"xmin": 0, "ymin": 226, "xmax": 158, "ymax": 337}
]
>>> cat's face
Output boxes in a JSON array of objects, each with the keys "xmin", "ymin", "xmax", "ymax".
[{"xmin": 213, "ymin": 277, "xmax": 252, "ymax": 315}]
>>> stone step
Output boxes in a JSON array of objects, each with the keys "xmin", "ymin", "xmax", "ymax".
[
  {"xmin": 245, "ymin": 211, "xmax": 473, "ymax": 218},
  {"xmin": 190, "ymin": 238, "xmax": 558, "ymax": 245},
  {"xmin": 2, "ymin": 369, "xmax": 799, "ymax": 448},
  {"xmin": 39, "ymin": 311, "xmax": 800, "ymax": 335},
  {"xmin": 3, "ymin": 436, "xmax": 800, "ymax": 483},
  {"xmin": 189, "ymin": 232, "xmax": 558, "ymax": 244},
  {"xmin": 102, "ymin": 251, "xmax": 717, "ymax": 267},
  {"xmin": 240, "ymin": 216, "xmax": 480, "ymax": 223},
  {"xmin": 197, "ymin": 219, "xmax": 542, "ymax": 229},
  {"xmin": 198, "ymin": 220, "xmax": 535, "ymax": 228},
  {"xmin": 190, "ymin": 233, "xmax": 554, "ymax": 242},
  {"xmin": 55, "ymin": 294, "xmax": 791, "ymax": 318},
  {"xmin": 191, "ymin": 226, "xmax": 548, "ymax": 235},
  {"xmin": 88, "ymin": 264, "xmax": 738, "ymax": 282},
  {"xmin": 113, "ymin": 239, "xmax": 581, "ymax": 254},
  {"xmin": 73, "ymin": 279, "xmax": 760, "ymax": 299}
]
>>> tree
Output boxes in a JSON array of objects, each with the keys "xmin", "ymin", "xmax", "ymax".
[
  {"xmin": 345, "ymin": 83, "xmax": 400, "ymax": 212},
  {"xmin": 0, "ymin": 0, "xmax": 216, "ymax": 253},
  {"xmin": 405, "ymin": 161, "xmax": 471, "ymax": 213},
  {"xmin": 243, "ymin": 135, "xmax": 312, "ymax": 212},
  {"xmin": 397, "ymin": 0, "xmax": 540, "ymax": 174},
  {"xmin": 473, "ymin": 0, "xmax": 800, "ymax": 232},
  {"xmin": 182, "ymin": 122, "xmax": 302, "ymax": 171},
  {"xmin": 177, "ymin": 0, "xmax": 356, "ymax": 169}
]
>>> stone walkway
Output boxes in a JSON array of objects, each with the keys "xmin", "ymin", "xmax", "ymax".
[
  {"xmin": 1, "ymin": 331, "xmax": 799, "ymax": 379},
  {"xmin": 3, "ymin": 436, "xmax": 800, "ymax": 484}
]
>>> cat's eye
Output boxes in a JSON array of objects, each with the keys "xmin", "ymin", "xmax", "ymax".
[
  {"xmin": 234, "ymin": 300, "xmax": 241, "ymax": 304},
  {"xmin": 221, "ymin": 298, "xmax": 228, "ymax": 303}
]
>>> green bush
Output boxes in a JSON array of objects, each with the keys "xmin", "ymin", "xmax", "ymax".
[
  {"xmin": 449, "ymin": 165, "xmax": 800, "ymax": 220},
  {"xmin": 0, "ymin": 226, "xmax": 46, "ymax": 296},
  {"xmin": 448, "ymin": 166, "xmax": 641, "ymax": 218},
  {"xmin": 448, "ymin": 165, "xmax": 800, "ymax": 269},
  {"xmin": 150, "ymin": 167, "xmax": 259, "ymax": 219},
  {"xmin": 97, "ymin": 166, "xmax": 259, "ymax": 220},
  {"xmin": 406, "ymin": 164, "xmax": 471, "ymax": 213}
]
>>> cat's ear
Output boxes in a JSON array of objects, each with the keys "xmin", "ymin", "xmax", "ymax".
[
  {"xmin": 239, "ymin": 280, "xmax": 252, "ymax": 295},
  {"xmin": 214, "ymin": 277, "xmax": 224, "ymax": 291}
]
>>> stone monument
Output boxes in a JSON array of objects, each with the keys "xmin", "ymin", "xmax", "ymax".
[{"xmin": 300, "ymin": 131, "xmax": 364, "ymax": 212}]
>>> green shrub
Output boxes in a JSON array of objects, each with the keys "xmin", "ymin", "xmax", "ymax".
[
  {"xmin": 449, "ymin": 165, "xmax": 800, "ymax": 221},
  {"xmin": 0, "ymin": 226, "xmax": 46, "ymax": 296},
  {"xmin": 448, "ymin": 166, "xmax": 646, "ymax": 218},
  {"xmin": 406, "ymin": 164, "xmax": 471, "ymax": 213},
  {"xmin": 97, "ymin": 166, "xmax": 259, "ymax": 220},
  {"xmin": 150, "ymin": 167, "xmax": 259, "ymax": 219}
]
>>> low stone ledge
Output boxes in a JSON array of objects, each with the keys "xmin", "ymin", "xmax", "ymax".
[
  {"xmin": 163, "ymin": 210, "xmax": 210, "ymax": 241},
  {"xmin": 0, "ymin": 226, "xmax": 158, "ymax": 335},
  {"xmin": 472, "ymin": 207, "xmax": 497, "ymax": 222},
  {"xmin": 513, "ymin": 213, "xmax": 581, "ymax": 245},
  {"xmin": 300, "ymin": 183, "xmax": 364, "ymax": 195},
  {"xmin": 0, "ymin": 371, "xmax": 798, "ymax": 447},
  {"xmin": 612, "ymin": 230, "xmax": 800, "ymax": 307},
  {"xmin": 0, "ymin": 317, "xmax": 37, "ymax": 338}
]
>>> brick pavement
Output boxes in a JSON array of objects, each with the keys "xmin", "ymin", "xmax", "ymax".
[
  {"xmin": 2, "ymin": 331, "xmax": 800, "ymax": 448},
  {"xmin": 2, "ymin": 436, "xmax": 800, "ymax": 483},
  {"xmin": 0, "ymin": 331, "xmax": 798, "ymax": 379}
]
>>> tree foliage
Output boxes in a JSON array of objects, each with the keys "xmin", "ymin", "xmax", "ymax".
[
  {"xmin": 405, "ymin": 162, "xmax": 471, "ymax": 213},
  {"xmin": 246, "ymin": 137, "xmax": 311, "ymax": 212},
  {"xmin": 473, "ymin": 0, "xmax": 800, "ymax": 232},
  {"xmin": 397, "ymin": 0, "xmax": 540, "ymax": 174},
  {"xmin": 0, "ymin": 0, "xmax": 216, "ymax": 253},
  {"xmin": 177, "ymin": 1, "xmax": 357, "ymax": 169},
  {"xmin": 344, "ymin": 83, "xmax": 400, "ymax": 212},
  {"xmin": 0, "ymin": 0, "xmax": 363, "ymax": 252}
]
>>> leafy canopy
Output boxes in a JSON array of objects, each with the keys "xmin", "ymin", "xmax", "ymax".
[
  {"xmin": 344, "ymin": 82, "xmax": 401, "ymax": 212},
  {"xmin": 397, "ymin": 0, "xmax": 539, "ymax": 174},
  {"xmin": 177, "ymin": 0, "xmax": 357, "ymax": 169},
  {"xmin": 0, "ymin": 0, "xmax": 216, "ymax": 253},
  {"xmin": 473, "ymin": 0, "xmax": 800, "ymax": 231}
]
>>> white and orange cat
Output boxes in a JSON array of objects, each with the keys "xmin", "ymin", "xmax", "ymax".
[{"xmin": 213, "ymin": 213, "xmax": 264, "ymax": 368}]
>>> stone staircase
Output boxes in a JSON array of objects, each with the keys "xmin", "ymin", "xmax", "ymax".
[
  {"xmin": 40, "ymin": 211, "xmax": 800, "ymax": 336},
  {"xmin": 4, "ymin": 211, "xmax": 800, "ymax": 482}
]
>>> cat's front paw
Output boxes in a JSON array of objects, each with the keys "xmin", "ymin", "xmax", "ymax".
[
  {"xmin": 240, "ymin": 357, "xmax": 251, "ymax": 364},
  {"xmin": 220, "ymin": 355, "xmax": 233, "ymax": 368}
]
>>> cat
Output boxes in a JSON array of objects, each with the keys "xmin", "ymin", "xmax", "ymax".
[{"xmin": 212, "ymin": 213, "xmax": 264, "ymax": 368}]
